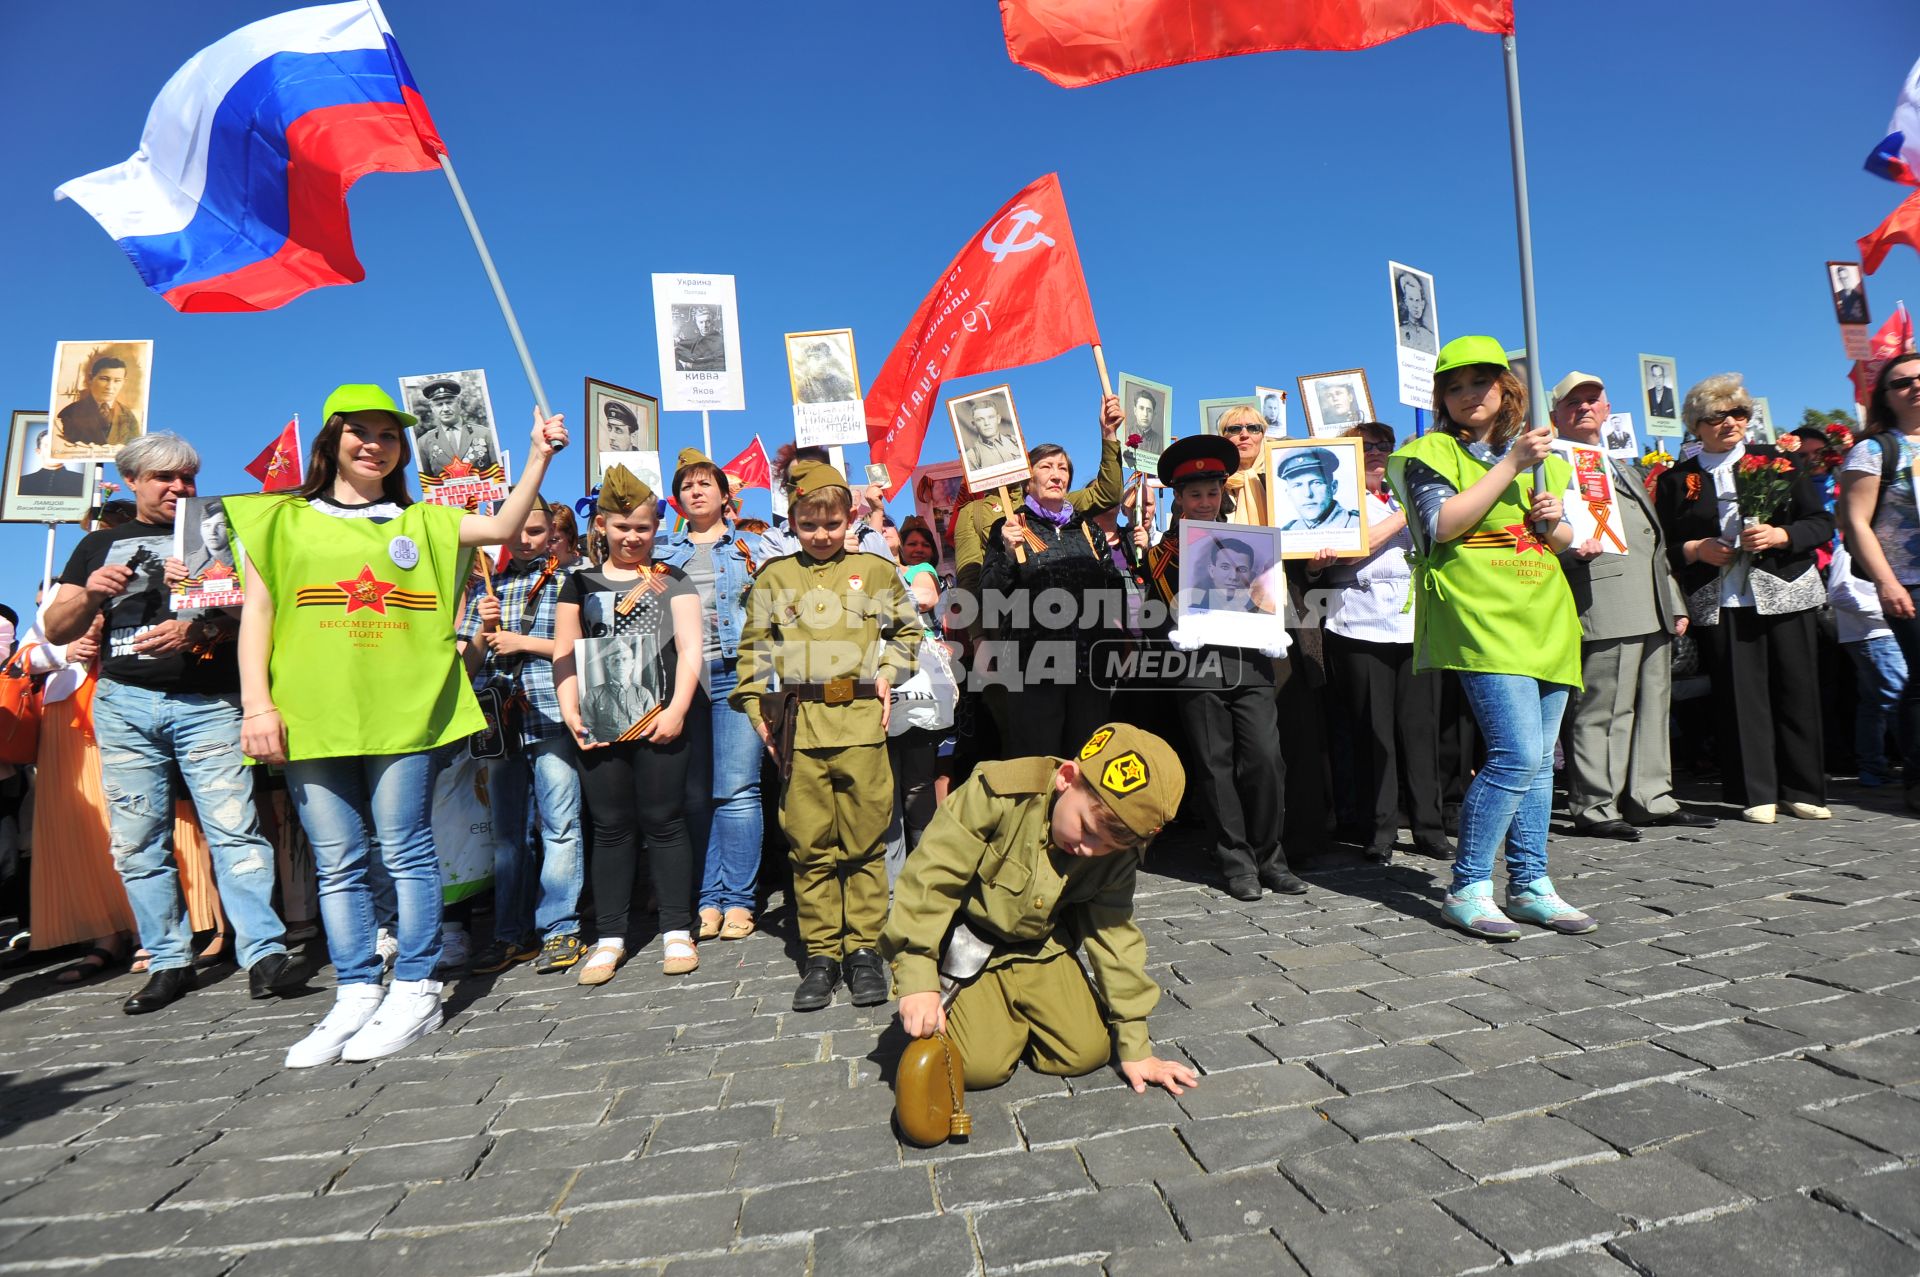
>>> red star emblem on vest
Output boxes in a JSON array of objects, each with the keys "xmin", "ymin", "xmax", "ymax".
[
  {"xmin": 338, "ymin": 564, "xmax": 398, "ymax": 614},
  {"xmin": 1503, "ymin": 524, "xmax": 1551, "ymax": 556}
]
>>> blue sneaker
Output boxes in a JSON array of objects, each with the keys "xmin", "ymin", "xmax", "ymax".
[
  {"xmin": 1505, "ymin": 877, "xmax": 1598, "ymax": 935},
  {"xmin": 1441, "ymin": 881, "xmax": 1523, "ymax": 941}
]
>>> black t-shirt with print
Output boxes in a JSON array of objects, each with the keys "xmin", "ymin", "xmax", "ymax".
[
  {"xmin": 559, "ymin": 565, "xmax": 694, "ymax": 699},
  {"xmin": 59, "ymin": 520, "xmax": 239, "ymax": 693}
]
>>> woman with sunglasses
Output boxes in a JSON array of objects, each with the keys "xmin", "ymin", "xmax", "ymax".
[
  {"xmin": 1215, "ymin": 405, "xmax": 1271, "ymax": 525},
  {"xmin": 1654, "ymin": 373, "xmax": 1833, "ymax": 823},
  {"xmin": 1838, "ymin": 352, "xmax": 1920, "ymax": 810}
]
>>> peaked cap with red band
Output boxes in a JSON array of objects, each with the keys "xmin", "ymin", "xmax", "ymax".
[{"xmin": 1156, "ymin": 435, "xmax": 1240, "ymax": 489}]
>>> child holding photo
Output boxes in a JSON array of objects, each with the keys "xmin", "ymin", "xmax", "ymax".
[{"xmin": 1387, "ymin": 337, "xmax": 1595, "ymax": 942}]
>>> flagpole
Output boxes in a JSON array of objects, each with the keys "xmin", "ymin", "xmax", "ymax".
[
  {"xmin": 702, "ymin": 410, "xmax": 713, "ymax": 458},
  {"xmin": 1502, "ymin": 33, "xmax": 1552, "ymax": 532},
  {"xmin": 438, "ymin": 153, "xmax": 552, "ymax": 418}
]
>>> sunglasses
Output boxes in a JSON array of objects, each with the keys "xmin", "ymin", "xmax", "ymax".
[
  {"xmin": 1221, "ymin": 424, "xmax": 1263, "ymax": 436},
  {"xmin": 1362, "ymin": 441, "xmax": 1392, "ymax": 454},
  {"xmin": 1888, "ymin": 374, "xmax": 1920, "ymax": 392},
  {"xmin": 1698, "ymin": 408, "xmax": 1753, "ymax": 426}
]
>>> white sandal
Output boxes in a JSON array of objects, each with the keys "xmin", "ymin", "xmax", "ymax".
[{"xmin": 576, "ymin": 942, "xmax": 626, "ymax": 987}]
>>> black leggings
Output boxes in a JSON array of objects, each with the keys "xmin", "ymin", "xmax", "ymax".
[{"xmin": 578, "ymin": 690, "xmax": 711, "ymax": 939}]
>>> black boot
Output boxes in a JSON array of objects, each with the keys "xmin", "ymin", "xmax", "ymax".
[
  {"xmin": 248, "ymin": 951, "xmax": 308, "ymax": 1000},
  {"xmin": 123, "ymin": 966, "xmax": 196, "ymax": 1015},
  {"xmin": 844, "ymin": 949, "xmax": 889, "ymax": 1007},
  {"xmin": 1259, "ymin": 864, "xmax": 1308, "ymax": 895},
  {"xmin": 792, "ymin": 956, "xmax": 841, "ymax": 1012},
  {"xmin": 1224, "ymin": 875, "xmax": 1262, "ymax": 902}
]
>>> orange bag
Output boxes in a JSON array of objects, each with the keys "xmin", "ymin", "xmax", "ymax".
[{"xmin": 0, "ymin": 644, "xmax": 43, "ymax": 766}]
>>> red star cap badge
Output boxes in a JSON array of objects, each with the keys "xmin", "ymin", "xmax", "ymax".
[{"xmin": 338, "ymin": 564, "xmax": 398, "ymax": 614}]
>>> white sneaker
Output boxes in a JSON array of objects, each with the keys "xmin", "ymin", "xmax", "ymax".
[
  {"xmin": 285, "ymin": 984, "xmax": 387, "ymax": 1068},
  {"xmin": 339, "ymin": 978, "xmax": 444, "ymax": 1062},
  {"xmin": 375, "ymin": 928, "xmax": 399, "ymax": 969},
  {"xmin": 434, "ymin": 926, "xmax": 470, "ymax": 976}
]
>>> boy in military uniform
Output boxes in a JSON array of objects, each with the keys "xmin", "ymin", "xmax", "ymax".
[
  {"xmin": 881, "ymin": 722, "xmax": 1200, "ymax": 1096},
  {"xmin": 732, "ymin": 460, "xmax": 919, "ymax": 1011}
]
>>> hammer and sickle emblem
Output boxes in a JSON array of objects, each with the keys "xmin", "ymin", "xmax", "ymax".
[
  {"xmin": 1101, "ymin": 752, "xmax": 1148, "ymax": 795},
  {"xmin": 981, "ymin": 203, "xmax": 1055, "ymax": 263}
]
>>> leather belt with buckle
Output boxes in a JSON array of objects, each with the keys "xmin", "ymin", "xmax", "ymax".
[{"xmin": 791, "ymin": 678, "xmax": 878, "ymax": 705}]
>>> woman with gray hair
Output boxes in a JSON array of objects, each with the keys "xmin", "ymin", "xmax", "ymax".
[{"xmin": 1653, "ymin": 373, "xmax": 1834, "ymax": 823}]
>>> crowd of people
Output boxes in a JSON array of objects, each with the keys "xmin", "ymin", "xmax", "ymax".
[{"xmin": 0, "ymin": 339, "xmax": 1913, "ymax": 1102}]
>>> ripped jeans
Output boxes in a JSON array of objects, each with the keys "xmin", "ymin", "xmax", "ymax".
[{"xmin": 92, "ymin": 681, "xmax": 287, "ymax": 973}]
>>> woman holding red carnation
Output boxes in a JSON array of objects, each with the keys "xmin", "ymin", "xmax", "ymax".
[{"xmin": 1654, "ymin": 374, "xmax": 1834, "ymax": 823}]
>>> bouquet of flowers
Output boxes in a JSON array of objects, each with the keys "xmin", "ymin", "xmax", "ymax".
[
  {"xmin": 1726, "ymin": 453, "xmax": 1796, "ymax": 593},
  {"xmin": 1639, "ymin": 447, "xmax": 1675, "ymax": 500},
  {"xmin": 1817, "ymin": 422, "xmax": 1855, "ymax": 473}
]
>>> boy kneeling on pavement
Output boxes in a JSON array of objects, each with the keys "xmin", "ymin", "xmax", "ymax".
[{"xmin": 880, "ymin": 722, "xmax": 1201, "ymax": 1095}]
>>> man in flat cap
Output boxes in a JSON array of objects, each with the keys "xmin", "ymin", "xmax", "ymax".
[
  {"xmin": 412, "ymin": 379, "xmax": 495, "ymax": 476},
  {"xmin": 1276, "ymin": 447, "xmax": 1360, "ymax": 532}
]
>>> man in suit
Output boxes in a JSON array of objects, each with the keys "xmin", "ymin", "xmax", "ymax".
[
  {"xmin": 1644, "ymin": 363, "xmax": 1676, "ymax": 420},
  {"xmin": 674, "ymin": 306, "xmax": 727, "ymax": 372},
  {"xmin": 17, "ymin": 425, "xmax": 84, "ymax": 497},
  {"xmin": 412, "ymin": 380, "xmax": 495, "ymax": 475},
  {"xmin": 56, "ymin": 356, "xmax": 142, "ymax": 453},
  {"xmin": 1552, "ymin": 371, "xmax": 1717, "ymax": 840},
  {"xmin": 1830, "ymin": 264, "xmax": 1869, "ymax": 325}
]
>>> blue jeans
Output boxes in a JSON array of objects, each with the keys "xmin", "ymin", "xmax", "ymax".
[
  {"xmin": 697, "ymin": 659, "xmax": 762, "ymax": 914},
  {"xmin": 286, "ymin": 751, "xmax": 442, "ymax": 984},
  {"xmin": 93, "ymin": 682, "xmax": 287, "ymax": 973},
  {"xmin": 1453, "ymin": 672, "xmax": 1571, "ymax": 895},
  {"xmin": 490, "ymin": 739, "xmax": 584, "ymax": 941},
  {"xmin": 1846, "ymin": 635, "xmax": 1908, "ymax": 781}
]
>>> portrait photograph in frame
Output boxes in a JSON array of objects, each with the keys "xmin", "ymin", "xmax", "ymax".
[
  {"xmin": 1, "ymin": 410, "xmax": 95, "ymax": 524},
  {"xmin": 1265, "ymin": 437, "xmax": 1369, "ymax": 558},
  {"xmin": 784, "ymin": 328, "xmax": 865, "ymax": 448},
  {"xmin": 1638, "ymin": 354, "xmax": 1682, "ymax": 438},
  {"xmin": 584, "ymin": 378, "xmax": 661, "ymax": 489},
  {"xmin": 171, "ymin": 495, "xmax": 245, "ymax": 610},
  {"xmin": 1254, "ymin": 385, "xmax": 1289, "ymax": 439},
  {"xmin": 1826, "ymin": 260, "xmax": 1870, "ymax": 327},
  {"xmin": 1116, "ymin": 373, "xmax": 1172, "ymax": 469},
  {"xmin": 948, "ymin": 384, "xmax": 1029, "ymax": 491},
  {"xmin": 1197, "ymin": 396, "xmax": 1257, "ymax": 438},
  {"xmin": 1173, "ymin": 518, "xmax": 1287, "ymax": 651},
  {"xmin": 47, "ymin": 339, "xmax": 152, "ymax": 462},
  {"xmin": 1296, "ymin": 369, "xmax": 1374, "ymax": 437},
  {"xmin": 398, "ymin": 367, "xmax": 507, "ymax": 505}
]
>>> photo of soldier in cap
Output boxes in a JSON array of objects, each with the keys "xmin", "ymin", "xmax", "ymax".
[
  {"xmin": 1266, "ymin": 436, "xmax": 1369, "ymax": 558},
  {"xmin": 398, "ymin": 368, "xmax": 502, "ymax": 480},
  {"xmin": 48, "ymin": 339, "xmax": 151, "ymax": 461},
  {"xmin": 1116, "ymin": 373, "xmax": 1171, "ymax": 463},
  {"xmin": 583, "ymin": 378, "xmax": 660, "ymax": 490},
  {"xmin": 947, "ymin": 385, "xmax": 1030, "ymax": 490},
  {"xmin": 672, "ymin": 303, "xmax": 728, "ymax": 372}
]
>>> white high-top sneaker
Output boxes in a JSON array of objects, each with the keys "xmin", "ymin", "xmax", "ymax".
[
  {"xmin": 285, "ymin": 984, "xmax": 387, "ymax": 1068},
  {"xmin": 339, "ymin": 978, "xmax": 444, "ymax": 1062}
]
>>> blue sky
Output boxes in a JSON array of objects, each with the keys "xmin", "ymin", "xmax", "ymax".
[{"xmin": 0, "ymin": 0, "xmax": 1915, "ymax": 610}]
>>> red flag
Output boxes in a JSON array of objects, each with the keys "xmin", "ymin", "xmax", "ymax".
[
  {"xmin": 1860, "ymin": 190, "xmax": 1920, "ymax": 274},
  {"xmin": 865, "ymin": 173, "xmax": 1100, "ymax": 497},
  {"xmin": 243, "ymin": 418, "xmax": 303, "ymax": 492},
  {"xmin": 1850, "ymin": 303, "xmax": 1915, "ymax": 402},
  {"xmin": 999, "ymin": 0, "xmax": 1513, "ymax": 88},
  {"xmin": 721, "ymin": 435, "xmax": 773, "ymax": 493}
]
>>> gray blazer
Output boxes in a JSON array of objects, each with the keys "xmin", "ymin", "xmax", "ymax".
[{"xmin": 1559, "ymin": 457, "xmax": 1687, "ymax": 642}]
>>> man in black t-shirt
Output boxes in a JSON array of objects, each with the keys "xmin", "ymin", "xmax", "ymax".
[{"xmin": 43, "ymin": 434, "xmax": 300, "ymax": 1015}]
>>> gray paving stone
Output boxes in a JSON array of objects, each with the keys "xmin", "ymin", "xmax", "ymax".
[
  {"xmin": 660, "ymin": 1244, "xmax": 812, "ymax": 1277},
  {"xmin": 1815, "ymin": 1166, "xmax": 1920, "ymax": 1244},
  {"xmin": 1104, "ymin": 1232, "xmax": 1306, "ymax": 1277},
  {"xmin": 738, "ymin": 1165, "xmax": 936, "ymax": 1238},
  {"xmin": 1249, "ymin": 1018, "xmax": 1384, "ymax": 1061},
  {"xmin": 1281, "ymin": 1197, "xmax": 1503, "ymax": 1276},
  {"xmin": 1417, "ymin": 1115, "xmax": 1617, "ymax": 1182},
  {"xmin": 1608, "ymin": 1194, "xmax": 1919, "ymax": 1277},
  {"xmin": 935, "ymin": 1147, "xmax": 1090, "ymax": 1208},
  {"xmin": 1284, "ymin": 1139, "xmax": 1471, "ymax": 1214},
  {"xmin": 1016, "ymin": 1084, "xmax": 1185, "ymax": 1145},
  {"xmin": 1677, "ymin": 1057, "xmax": 1880, "ymax": 1115},
  {"xmin": 1559, "ymin": 1150, "xmax": 1753, "ymax": 1227},
  {"xmin": 490, "ymin": 1090, "xmax": 613, "ymax": 1131},
  {"xmin": 1813, "ymin": 1033, "xmax": 1920, "ymax": 1086},
  {"xmin": 973, "ymin": 1183, "xmax": 1178, "ymax": 1268},
  {"xmin": 335, "ymin": 1132, "xmax": 490, "ymax": 1190},
  {"xmin": 1431, "ymin": 1023, "xmax": 1578, "ymax": 1071},
  {"xmin": 1156, "ymin": 1166, "xmax": 1321, "ymax": 1236},
  {"xmin": 1177, "ymin": 1105, "xmax": 1350, "ymax": 1172},
  {"xmin": 1308, "ymin": 1043, "xmax": 1473, "ymax": 1094},
  {"xmin": 1651, "ymin": 1020, "xmax": 1811, "ymax": 1068},
  {"xmin": 1754, "ymin": 992, "xmax": 1920, "ymax": 1047},
  {"xmin": 810, "ymin": 1214, "xmax": 978, "ymax": 1277},
  {"xmin": 1542, "ymin": 1042, "xmax": 1702, "ymax": 1091},
  {"xmin": 1664, "ymin": 1115, "xmax": 1902, "ymax": 1199},
  {"xmin": 542, "ymin": 1194, "xmax": 743, "ymax": 1267},
  {"xmin": 1075, "ymin": 1125, "xmax": 1198, "ymax": 1186},
  {"xmin": 178, "ymin": 1187, "xmax": 406, "ymax": 1249},
  {"xmin": 0, "ymin": 1207, "xmax": 208, "ymax": 1266},
  {"xmin": 1801, "ymin": 1087, "xmax": 1920, "ymax": 1156},
  {"xmin": 646, "ymin": 1104, "xmax": 777, "ymax": 1153},
  {"xmin": 168, "ymin": 1154, "xmax": 349, "ymax": 1203},
  {"xmin": 1552, "ymin": 1082, "xmax": 1752, "ymax": 1151},
  {"xmin": 1317, "ymin": 1083, "xmax": 1479, "ymax": 1141},
  {"xmin": 1435, "ymin": 1062, "xmax": 1591, "ymax": 1119},
  {"xmin": 0, "ymin": 1165, "xmax": 198, "ymax": 1221},
  {"xmin": 1436, "ymin": 1175, "xmax": 1626, "ymax": 1262},
  {"xmin": 1172, "ymin": 1061, "xmax": 1337, "ymax": 1119}
]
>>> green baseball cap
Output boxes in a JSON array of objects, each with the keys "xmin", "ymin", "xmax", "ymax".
[
  {"xmin": 1433, "ymin": 335, "xmax": 1511, "ymax": 377},
  {"xmin": 322, "ymin": 383, "xmax": 417, "ymax": 429}
]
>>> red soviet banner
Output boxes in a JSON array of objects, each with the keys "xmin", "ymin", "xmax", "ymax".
[
  {"xmin": 865, "ymin": 173, "xmax": 1100, "ymax": 498},
  {"xmin": 999, "ymin": 0, "xmax": 1514, "ymax": 89}
]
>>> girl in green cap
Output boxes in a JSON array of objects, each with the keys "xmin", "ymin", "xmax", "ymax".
[
  {"xmin": 229, "ymin": 388, "xmax": 569, "ymax": 1068},
  {"xmin": 1387, "ymin": 338, "xmax": 1595, "ymax": 942}
]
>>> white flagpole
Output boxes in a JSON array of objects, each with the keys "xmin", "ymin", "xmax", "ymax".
[
  {"xmin": 1502, "ymin": 32, "xmax": 1551, "ymax": 528},
  {"xmin": 41, "ymin": 523, "xmax": 57, "ymax": 599},
  {"xmin": 702, "ymin": 410, "xmax": 713, "ymax": 458},
  {"xmin": 438, "ymin": 154, "xmax": 552, "ymax": 419}
]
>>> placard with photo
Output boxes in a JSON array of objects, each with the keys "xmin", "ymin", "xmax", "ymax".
[
  {"xmin": 948, "ymin": 385, "xmax": 1029, "ymax": 491},
  {"xmin": 1388, "ymin": 261, "xmax": 1439, "ymax": 410},
  {"xmin": 584, "ymin": 378, "xmax": 660, "ymax": 492},
  {"xmin": 1551, "ymin": 439, "xmax": 1628, "ymax": 557},
  {"xmin": 48, "ymin": 339, "xmax": 151, "ymax": 461},
  {"xmin": 1638, "ymin": 354, "xmax": 1682, "ymax": 439},
  {"xmin": 1296, "ymin": 370, "xmax": 1374, "ymax": 437},
  {"xmin": 398, "ymin": 368, "xmax": 507, "ymax": 506},
  {"xmin": 1172, "ymin": 519, "xmax": 1288, "ymax": 651},
  {"xmin": 1827, "ymin": 260, "xmax": 1871, "ymax": 358},
  {"xmin": 785, "ymin": 328, "xmax": 866, "ymax": 447},
  {"xmin": 1253, "ymin": 385, "xmax": 1289, "ymax": 439},
  {"xmin": 1266, "ymin": 438, "xmax": 1370, "ymax": 558},
  {"xmin": 575, "ymin": 632, "xmax": 665, "ymax": 745},
  {"xmin": 1602, "ymin": 412, "xmax": 1639, "ymax": 459},
  {"xmin": 171, "ymin": 495, "xmax": 245, "ymax": 610},
  {"xmin": 1, "ymin": 410, "xmax": 95, "ymax": 524},
  {"xmin": 1117, "ymin": 373, "xmax": 1172, "ymax": 469},
  {"xmin": 652, "ymin": 273, "xmax": 746, "ymax": 412}
]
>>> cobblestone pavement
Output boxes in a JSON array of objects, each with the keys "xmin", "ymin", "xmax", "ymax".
[{"xmin": 3, "ymin": 786, "xmax": 1918, "ymax": 1277}]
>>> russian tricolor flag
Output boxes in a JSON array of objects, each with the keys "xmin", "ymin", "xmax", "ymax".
[
  {"xmin": 1867, "ymin": 54, "xmax": 1920, "ymax": 186},
  {"xmin": 55, "ymin": 0, "xmax": 444, "ymax": 313}
]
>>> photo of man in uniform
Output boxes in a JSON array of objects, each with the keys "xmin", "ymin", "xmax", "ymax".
[
  {"xmin": 56, "ymin": 355, "xmax": 142, "ymax": 454},
  {"xmin": 674, "ymin": 305, "xmax": 727, "ymax": 372},
  {"xmin": 1121, "ymin": 380, "xmax": 1167, "ymax": 457},
  {"xmin": 411, "ymin": 378, "xmax": 497, "ymax": 475},
  {"xmin": 1830, "ymin": 263, "xmax": 1869, "ymax": 325},
  {"xmin": 602, "ymin": 399, "xmax": 643, "ymax": 454},
  {"xmin": 17, "ymin": 422, "xmax": 84, "ymax": 498},
  {"xmin": 1315, "ymin": 380, "xmax": 1361, "ymax": 429},
  {"xmin": 1644, "ymin": 362, "xmax": 1677, "ymax": 420},
  {"xmin": 1275, "ymin": 447, "xmax": 1360, "ymax": 533},
  {"xmin": 1395, "ymin": 269, "xmax": 1438, "ymax": 355},
  {"xmin": 1194, "ymin": 535, "xmax": 1262, "ymax": 614},
  {"xmin": 791, "ymin": 338, "xmax": 858, "ymax": 404},
  {"xmin": 1604, "ymin": 417, "xmax": 1635, "ymax": 454},
  {"xmin": 956, "ymin": 394, "xmax": 1025, "ymax": 474}
]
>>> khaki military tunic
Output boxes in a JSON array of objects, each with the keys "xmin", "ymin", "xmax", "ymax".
[
  {"xmin": 880, "ymin": 757, "xmax": 1160, "ymax": 1088},
  {"xmin": 733, "ymin": 548, "xmax": 919, "ymax": 956}
]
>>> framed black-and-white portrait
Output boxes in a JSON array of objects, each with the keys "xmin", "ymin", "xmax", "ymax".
[
  {"xmin": 1254, "ymin": 385, "xmax": 1289, "ymax": 439},
  {"xmin": 1827, "ymin": 260, "xmax": 1871, "ymax": 327},
  {"xmin": 398, "ymin": 367, "xmax": 506, "ymax": 505},
  {"xmin": 1173, "ymin": 519, "xmax": 1287, "ymax": 650},
  {"xmin": 1638, "ymin": 354, "xmax": 1682, "ymax": 439},
  {"xmin": 1, "ymin": 411, "xmax": 95, "ymax": 524},
  {"xmin": 584, "ymin": 378, "xmax": 661, "ymax": 492},
  {"xmin": 1389, "ymin": 263, "xmax": 1439, "ymax": 357},
  {"xmin": 1297, "ymin": 369, "xmax": 1373, "ymax": 437},
  {"xmin": 48, "ymin": 339, "xmax": 151, "ymax": 462},
  {"xmin": 1266, "ymin": 437, "xmax": 1369, "ymax": 558},
  {"xmin": 1602, "ymin": 412, "xmax": 1639, "ymax": 459},
  {"xmin": 784, "ymin": 328, "xmax": 866, "ymax": 447},
  {"xmin": 948, "ymin": 385, "xmax": 1029, "ymax": 491},
  {"xmin": 171, "ymin": 495, "xmax": 244, "ymax": 610},
  {"xmin": 1117, "ymin": 373, "xmax": 1171, "ymax": 468}
]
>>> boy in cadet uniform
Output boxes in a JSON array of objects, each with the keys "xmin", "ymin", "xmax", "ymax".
[
  {"xmin": 732, "ymin": 460, "xmax": 920, "ymax": 1011},
  {"xmin": 881, "ymin": 722, "xmax": 1201, "ymax": 1095}
]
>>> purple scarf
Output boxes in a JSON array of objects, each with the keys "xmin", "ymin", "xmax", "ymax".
[{"xmin": 1024, "ymin": 494, "xmax": 1073, "ymax": 528}]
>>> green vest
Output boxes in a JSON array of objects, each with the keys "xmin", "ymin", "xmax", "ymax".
[
  {"xmin": 225, "ymin": 496, "xmax": 483, "ymax": 761},
  {"xmin": 1386, "ymin": 432, "xmax": 1582, "ymax": 689}
]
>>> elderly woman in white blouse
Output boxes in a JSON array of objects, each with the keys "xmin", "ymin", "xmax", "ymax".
[{"xmin": 1309, "ymin": 423, "xmax": 1453, "ymax": 861}]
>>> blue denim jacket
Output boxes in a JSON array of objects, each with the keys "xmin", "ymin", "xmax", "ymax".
[{"xmin": 656, "ymin": 522, "xmax": 769, "ymax": 661}]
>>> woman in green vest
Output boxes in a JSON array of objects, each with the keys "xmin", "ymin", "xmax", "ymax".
[
  {"xmin": 228, "ymin": 385, "xmax": 568, "ymax": 1068},
  {"xmin": 1386, "ymin": 337, "xmax": 1595, "ymax": 941}
]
